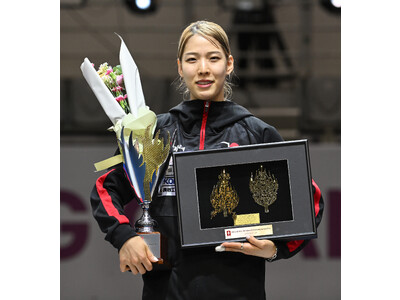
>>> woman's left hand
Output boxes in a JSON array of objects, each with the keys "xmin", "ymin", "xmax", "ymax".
[{"xmin": 217, "ymin": 235, "xmax": 277, "ymax": 259}]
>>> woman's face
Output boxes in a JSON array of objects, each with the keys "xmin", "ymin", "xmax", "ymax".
[{"xmin": 178, "ymin": 34, "xmax": 234, "ymax": 102}]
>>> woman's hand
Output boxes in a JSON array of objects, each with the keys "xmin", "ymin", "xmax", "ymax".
[
  {"xmin": 217, "ymin": 235, "xmax": 277, "ymax": 259},
  {"xmin": 119, "ymin": 236, "xmax": 159, "ymax": 275}
]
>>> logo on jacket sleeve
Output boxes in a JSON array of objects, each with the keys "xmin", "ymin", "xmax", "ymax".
[
  {"xmin": 157, "ymin": 145, "xmax": 186, "ymax": 197},
  {"xmin": 158, "ymin": 157, "xmax": 176, "ymax": 197}
]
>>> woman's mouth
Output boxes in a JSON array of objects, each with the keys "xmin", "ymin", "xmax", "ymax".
[{"xmin": 196, "ymin": 80, "xmax": 214, "ymax": 88}]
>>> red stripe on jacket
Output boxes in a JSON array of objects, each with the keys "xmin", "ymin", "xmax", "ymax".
[
  {"xmin": 286, "ymin": 179, "xmax": 322, "ymax": 252},
  {"xmin": 312, "ymin": 179, "xmax": 321, "ymax": 217},
  {"xmin": 96, "ymin": 170, "xmax": 130, "ymax": 224},
  {"xmin": 199, "ymin": 101, "xmax": 210, "ymax": 150}
]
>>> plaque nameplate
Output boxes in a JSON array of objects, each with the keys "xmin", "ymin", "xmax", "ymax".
[{"xmin": 233, "ymin": 213, "xmax": 260, "ymax": 226}]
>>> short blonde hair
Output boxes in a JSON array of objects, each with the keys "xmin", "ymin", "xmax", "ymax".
[{"xmin": 176, "ymin": 20, "xmax": 234, "ymax": 100}]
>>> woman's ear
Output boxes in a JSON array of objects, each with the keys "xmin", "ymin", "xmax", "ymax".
[
  {"xmin": 177, "ymin": 59, "xmax": 183, "ymax": 77},
  {"xmin": 226, "ymin": 55, "xmax": 234, "ymax": 75}
]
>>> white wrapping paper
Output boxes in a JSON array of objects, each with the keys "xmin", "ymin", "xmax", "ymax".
[
  {"xmin": 80, "ymin": 57, "xmax": 126, "ymax": 125},
  {"xmin": 116, "ymin": 33, "xmax": 146, "ymax": 118}
]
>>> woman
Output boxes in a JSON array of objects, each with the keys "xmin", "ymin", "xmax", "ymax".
[{"xmin": 91, "ymin": 20, "xmax": 324, "ymax": 300}]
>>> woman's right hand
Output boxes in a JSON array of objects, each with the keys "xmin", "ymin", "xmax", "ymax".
[{"xmin": 119, "ymin": 236, "xmax": 159, "ymax": 275}]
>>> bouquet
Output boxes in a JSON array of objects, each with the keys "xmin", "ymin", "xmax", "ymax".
[
  {"xmin": 81, "ymin": 34, "xmax": 149, "ymax": 128},
  {"xmin": 96, "ymin": 63, "xmax": 130, "ymax": 114}
]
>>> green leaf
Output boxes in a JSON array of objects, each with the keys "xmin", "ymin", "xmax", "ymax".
[{"xmin": 113, "ymin": 65, "xmax": 122, "ymax": 75}]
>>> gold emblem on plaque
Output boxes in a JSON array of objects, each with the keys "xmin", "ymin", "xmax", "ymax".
[
  {"xmin": 249, "ymin": 165, "xmax": 279, "ymax": 213},
  {"xmin": 210, "ymin": 169, "xmax": 239, "ymax": 219}
]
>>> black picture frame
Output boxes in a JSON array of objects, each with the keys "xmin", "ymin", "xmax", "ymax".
[{"xmin": 173, "ymin": 140, "xmax": 317, "ymax": 248}]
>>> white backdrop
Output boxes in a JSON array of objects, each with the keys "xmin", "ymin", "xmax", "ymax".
[{"xmin": 60, "ymin": 143, "xmax": 340, "ymax": 300}]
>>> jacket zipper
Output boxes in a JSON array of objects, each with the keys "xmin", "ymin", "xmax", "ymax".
[{"xmin": 199, "ymin": 101, "xmax": 210, "ymax": 150}]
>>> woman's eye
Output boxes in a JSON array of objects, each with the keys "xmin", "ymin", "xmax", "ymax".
[
  {"xmin": 210, "ymin": 56, "xmax": 221, "ymax": 62},
  {"xmin": 186, "ymin": 57, "xmax": 196, "ymax": 62}
]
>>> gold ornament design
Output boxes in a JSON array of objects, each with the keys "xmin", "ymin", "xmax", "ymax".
[
  {"xmin": 249, "ymin": 165, "xmax": 279, "ymax": 213},
  {"xmin": 136, "ymin": 125, "xmax": 170, "ymax": 202},
  {"xmin": 210, "ymin": 169, "xmax": 239, "ymax": 219}
]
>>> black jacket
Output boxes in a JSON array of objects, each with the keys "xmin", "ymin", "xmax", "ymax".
[{"xmin": 91, "ymin": 100, "xmax": 324, "ymax": 300}]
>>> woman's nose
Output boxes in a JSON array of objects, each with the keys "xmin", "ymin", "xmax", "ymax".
[{"xmin": 198, "ymin": 59, "xmax": 209, "ymax": 75}]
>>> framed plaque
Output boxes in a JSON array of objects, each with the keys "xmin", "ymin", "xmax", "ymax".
[{"xmin": 173, "ymin": 140, "xmax": 316, "ymax": 248}]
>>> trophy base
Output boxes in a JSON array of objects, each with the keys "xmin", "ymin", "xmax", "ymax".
[{"xmin": 137, "ymin": 231, "xmax": 166, "ymax": 264}]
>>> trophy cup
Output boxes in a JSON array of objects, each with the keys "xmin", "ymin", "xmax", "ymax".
[{"xmin": 120, "ymin": 125, "xmax": 171, "ymax": 263}]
